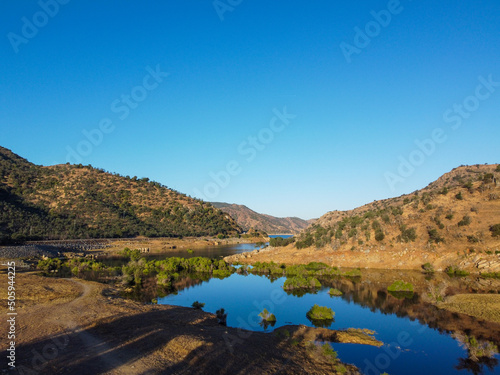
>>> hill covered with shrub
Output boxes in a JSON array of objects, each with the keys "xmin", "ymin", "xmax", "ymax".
[
  {"xmin": 0, "ymin": 146, "xmax": 241, "ymax": 244},
  {"xmin": 229, "ymin": 164, "xmax": 500, "ymax": 272}
]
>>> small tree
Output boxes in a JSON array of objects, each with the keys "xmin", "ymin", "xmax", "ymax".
[
  {"xmin": 490, "ymin": 224, "xmax": 500, "ymax": 237},
  {"xmin": 216, "ymin": 308, "xmax": 227, "ymax": 325},
  {"xmin": 428, "ymin": 228, "xmax": 444, "ymax": 243},
  {"xmin": 422, "ymin": 262, "xmax": 435, "ymax": 273},
  {"xmin": 258, "ymin": 308, "xmax": 277, "ymax": 322},
  {"xmin": 192, "ymin": 301, "xmax": 205, "ymax": 310},
  {"xmin": 375, "ymin": 230, "xmax": 385, "ymax": 242},
  {"xmin": 458, "ymin": 215, "xmax": 471, "ymax": 227}
]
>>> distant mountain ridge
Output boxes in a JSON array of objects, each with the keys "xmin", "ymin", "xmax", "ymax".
[
  {"xmin": 0, "ymin": 146, "xmax": 241, "ymax": 244},
  {"xmin": 211, "ymin": 202, "xmax": 313, "ymax": 234}
]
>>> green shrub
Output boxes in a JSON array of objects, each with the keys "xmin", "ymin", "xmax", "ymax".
[
  {"xmin": 375, "ymin": 229, "xmax": 385, "ymax": 242},
  {"xmin": 328, "ymin": 288, "xmax": 343, "ymax": 296},
  {"xmin": 439, "ymin": 187, "xmax": 449, "ymax": 195},
  {"xmin": 467, "ymin": 235, "xmax": 479, "ymax": 243},
  {"xmin": 295, "ymin": 233, "xmax": 314, "ymax": 249},
  {"xmin": 445, "ymin": 213, "xmax": 454, "ymax": 220},
  {"xmin": 216, "ymin": 308, "xmax": 227, "ymax": 325},
  {"xmin": 455, "ymin": 192, "xmax": 463, "ymax": 200},
  {"xmin": 490, "ymin": 224, "xmax": 500, "ymax": 237},
  {"xmin": 428, "ymin": 228, "xmax": 444, "ymax": 243},
  {"xmin": 458, "ymin": 215, "xmax": 471, "ymax": 227},
  {"xmin": 422, "ymin": 262, "xmax": 434, "ymax": 273},
  {"xmin": 306, "ymin": 304, "xmax": 335, "ymax": 321},
  {"xmin": 270, "ymin": 236, "xmax": 295, "ymax": 247},
  {"xmin": 387, "ymin": 280, "xmax": 414, "ymax": 292},
  {"xmin": 445, "ymin": 265, "xmax": 469, "ymax": 277},
  {"xmin": 321, "ymin": 343, "xmax": 338, "ymax": 362},
  {"xmin": 480, "ymin": 272, "xmax": 500, "ymax": 279},
  {"xmin": 343, "ymin": 268, "xmax": 362, "ymax": 277},
  {"xmin": 258, "ymin": 308, "xmax": 277, "ymax": 322},
  {"xmin": 191, "ymin": 301, "xmax": 205, "ymax": 310},
  {"xmin": 399, "ymin": 225, "xmax": 417, "ymax": 242},
  {"xmin": 283, "ymin": 276, "xmax": 321, "ymax": 290}
]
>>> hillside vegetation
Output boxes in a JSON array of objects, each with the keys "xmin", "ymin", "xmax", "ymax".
[
  {"xmin": 298, "ymin": 164, "xmax": 500, "ymax": 252},
  {"xmin": 229, "ymin": 164, "xmax": 500, "ymax": 272},
  {"xmin": 0, "ymin": 146, "xmax": 241, "ymax": 244},
  {"xmin": 212, "ymin": 202, "xmax": 312, "ymax": 234}
]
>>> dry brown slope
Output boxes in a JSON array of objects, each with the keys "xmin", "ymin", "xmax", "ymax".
[
  {"xmin": 212, "ymin": 202, "xmax": 312, "ymax": 234},
  {"xmin": 230, "ymin": 164, "xmax": 500, "ymax": 272}
]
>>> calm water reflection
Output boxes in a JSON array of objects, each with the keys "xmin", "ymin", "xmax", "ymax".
[{"xmin": 159, "ymin": 271, "xmax": 500, "ymax": 375}]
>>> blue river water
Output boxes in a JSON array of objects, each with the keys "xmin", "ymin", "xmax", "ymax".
[{"xmin": 159, "ymin": 272, "xmax": 500, "ymax": 375}]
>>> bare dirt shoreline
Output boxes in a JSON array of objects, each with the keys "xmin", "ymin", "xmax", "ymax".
[{"xmin": 0, "ymin": 270, "xmax": 376, "ymax": 375}]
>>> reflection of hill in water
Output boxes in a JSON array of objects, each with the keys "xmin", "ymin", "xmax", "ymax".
[
  {"xmin": 173, "ymin": 275, "xmax": 206, "ymax": 291},
  {"xmin": 319, "ymin": 270, "xmax": 500, "ymax": 344}
]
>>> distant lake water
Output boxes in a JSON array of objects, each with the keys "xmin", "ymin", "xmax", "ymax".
[
  {"xmin": 100, "ymin": 242, "xmax": 264, "ymax": 267},
  {"xmin": 268, "ymin": 234, "xmax": 294, "ymax": 239}
]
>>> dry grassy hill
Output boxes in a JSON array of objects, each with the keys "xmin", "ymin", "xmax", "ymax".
[
  {"xmin": 0, "ymin": 146, "xmax": 241, "ymax": 243},
  {"xmin": 229, "ymin": 164, "xmax": 500, "ymax": 272},
  {"xmin": 212, "ymin": 202, "xmax": 313, "ymax": 234}
]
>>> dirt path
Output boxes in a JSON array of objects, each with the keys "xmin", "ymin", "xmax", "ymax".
[
  {"xmin": 51, "ymin": 279, "xmax": 147, "ymax": 375},
  {"xmin": 6, "ymin": 272, "xmax": 360, "ymax": 375},
  {"xmin": 12, "ymin": 277, "xmax": 152, "ymax": 374}
]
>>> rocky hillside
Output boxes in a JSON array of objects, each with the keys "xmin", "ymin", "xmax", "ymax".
[
  {"xmin": 211, "ymin": 202, "xmax": 312, "ymax": 234},
  {"xmin": 228, "ymin": 164, "xmax": 500, "ymax": 272},
  {"xmin": 0, "ymin": 146, "xmax": 241, "ymax": 244}
]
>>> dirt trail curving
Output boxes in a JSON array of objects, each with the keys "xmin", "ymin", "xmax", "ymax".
[{"xmin": 4, "ymin": 271, "xmax": 361, "ymax": 374}]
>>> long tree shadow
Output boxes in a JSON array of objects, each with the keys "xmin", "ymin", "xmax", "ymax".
[{"xmin": 14, "ymin": 306, "xmax": 304, "ymax": 375}]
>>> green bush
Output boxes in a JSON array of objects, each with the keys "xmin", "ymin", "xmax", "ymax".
[
  {"xmin": 439, "ymin": 187, "xmax": 449, "ymax": 195},
  {"xmin": 387, "ymin": 280, "xmax": 414, "ymax": 292},
  {"xmin": 422, "ymin": 262, "xmax": 434, "ymax": 273},
  {"xmin": 458, "ymin": 215, "xmax": 471, "ymax": 227},
  {"xmin": 480, "ymin": 272, "xmax": 500, "ymax": 279},
  {"xmin": 283, "ymin": 276, "xmax": 321, "ymax": 290},
  {"xmin": 258, "ymin": 308, "xmax": 277, "ymax": 322},
  {"xmin": 455, "ymin": 192, "xmax": 463, "ymax": 200},
  {"xmin": 216, "ymin": 308, "xmax": 227, "ymax": 325},
  {"xmin": 270, "ymin": 236, "xmax": 295, "ymax": 247},
  {"xmin": 490, "ymin": 224, "xmax": 500, "ymax": 237},
  {"xmin": 295, "ymin": 233, "xmax": 314, "ymax": 249},
  {"xmin": 191, "ymin": 301, "xmax": 205, "ymax": 310},
  {"xmin": 375, "ymin": 229, "xmax": 385, "ymax": 242},
  {"xmin": 343, "ymin": 268, "xmax": 362, "ymax": 277},
  {"xmin": 399, "ymin": 225, "xmax": 417, "ymax": 242},
  {"xmin": 321, "ymin": 343, "xmax": 338, "ymax": 362},
  {"xmin": 445, "ymin": 265, "xmax": 469, "ymax": 277},
  {"xmin": 428, "ymin": 228, "xmax": 444, "ymax": 243},
  {"xmin": 306, "ymin": 304, "xmax": 335, "ymax": 321},
  {"xmin": 467, "ymin": 235, "xmax": 479, "ymax": 243},
  {"xmin": 328, "ymin": 288, "xmax": 343, "ymax": 296}
]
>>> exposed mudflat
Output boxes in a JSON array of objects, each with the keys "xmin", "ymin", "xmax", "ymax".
[{"xmin": 438, "ymin": 294, "xmax": 500, "ymax": 324}]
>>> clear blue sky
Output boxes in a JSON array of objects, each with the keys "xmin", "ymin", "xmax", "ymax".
[{"xmin": 1, "ymin": 1, "xmax": 499, "ymax": 219}]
